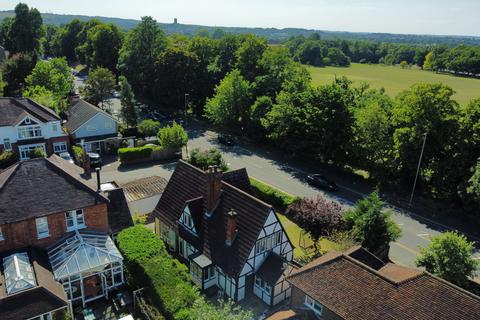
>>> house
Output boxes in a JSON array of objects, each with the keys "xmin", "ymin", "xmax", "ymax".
[
  {"xmin": 0, "ymin": 155, "xmax": 126, "ymax": 313},
  {"xmin": 273, "ymin": 246, "xmax": 480, "ymax": 320},
  {"xmin": 0, "ymin": 97, "xmax": 69, "ymax": 160},
  {"xmin": 64, "ymin": 99, "xmax": 118, "ymax": 153},
  {"xmin": 153, "ymin": 160, "xmax": 294, "ymax": 305}
]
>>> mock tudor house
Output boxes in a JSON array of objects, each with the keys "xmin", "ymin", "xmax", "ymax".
[
  {"xmin": 0, "ymin": 155, "xmax": 125, "ymax": 318},
  {"xmin": 273, "ymin": 246, "xmax": 480, "ymax": 320},
  {"xmin": 0, "ymin": 97, "xmax": 69, "ymax": 160},
  {"xmin": 153, "ymin": 160, "xmax": 294, "ymax": 305},
  {"xmin": 64, "ymin": 99, "xmax": 118, "ymax": 154}
]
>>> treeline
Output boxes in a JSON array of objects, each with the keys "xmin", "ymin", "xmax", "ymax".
[{"xmin": 284, "ymin": 35, "xmax": 480, "ymax": 76}]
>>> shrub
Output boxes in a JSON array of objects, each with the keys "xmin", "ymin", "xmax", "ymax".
[
  {"xmin": 0, "ymin": 151, "xmax": 18, "ymax": 169},
  {"xmin": 188, "ymin": 148, "xmax": 228, "ymax": 171},
  {"xmin": 117, "ymin": 145, "xmax": 160, "ymax": 163},
  {"xmin": 28, "ymin": 147, "xmax": 46, "ymax": 159},
  {"xmin": 249, "ymin": 177, "xmax": 299, "ymax": 211},
  {"xmin": 157, "ymin": 121, "xmax": 188, "ymax": 150},
  {"xmin": 72, "ymin": 145, "xmax": 84, "ymax": 165},
  {"xmin": 138, "ymin": 119, "xmax": 161, "ymax": 137},
  {"xmin": 117, "ymin": 225, "xmax": 164, "ymax": 264}
]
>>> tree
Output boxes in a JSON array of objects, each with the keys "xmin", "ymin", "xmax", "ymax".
[
  {"xmin": 400, "ymin": 60, "xmax": 409, "ymax": 69},
  {"xmin": 466, "ymin": 164, "xmax": 480, "ymax": 203},
  {"xmin": 84, "ymin": 23, "xmax": 123, "ymax": 72},
  {"xmin": 119, "ymin": 76, "xmax": 137, "ymax": 127},
  {"xmin": 51, "ymin": 19, "xmax": 85, "ymax": 61},
  {"xmin": 188, "ymin": 148, "xmax": 228, "ymax": 171},
  {"xmin": 248, "ymin": 96, "xmax": 273, "ymax": 139},
  {"xmin": 416, "ymin": 232, "xmax": 478, "ymax": 288},
  {"xmin": 42, "ymin": 24, "xmax": 59, "ymax": 57},
  {"xmin": 235, "ymin": 35, "xmax": 268, "ymax": 82},
  {"xmin": 205, "ymin": 69, "xmax": 251, "ymax": 129},
  {"xmin": 343, "ymin": 192, "xmax": 401, "ymax": 254},
  {"xmin": 23, "ymin": 86, "xmax": 66, "ymax": 114},
  {"xmin": 3, "ymin": 52, "xmax": 36, "ymax": 96},
  {"xmin": 157, "ymin": 122, "xmax": 188, "ymax": 150},
  {"xmin": 6, "ymin": 3, "xmax": 43, "ymax": 54},
  {"xmin": 0, "ymin": 17, "xmax": 13, "ymax": 49},
  {"xmin": 0, "ymin": 69, "xmax": 5, "ymax": 96},
  {"xmin": 286, "ymin": 196, "xmax": 343, "ymax": 251},
  {"xmin": 25, "ymin": 57, "xmax": 74, "ymax": 99},
  {"xmin": 118, "ymin": 16, "xmax": 167, "ymax": 99},
  {"xmin": 138, "ymin": 119, "xmax": 161, "ymax": 137},
  {"xmin": 81, "ymin": 67, "xmax": 116, "ymax": 108}
]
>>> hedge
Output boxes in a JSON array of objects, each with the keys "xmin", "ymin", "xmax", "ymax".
[
  {"xmin": 117, "ymin": 145, "xmax": 160, "ymax": 163},
  {"xmin": 117, "ymin": 225, "xmax": 251, "ymax": 320},
  {"xmin": 72, "ymin": 145, "xmax": 84, "ymax": 165},
  {"xmin": 0, "ymin": 151, "xmax": 17, "ymax": 169},
  {"xmin": 249, "ymin": 177, "xmax": 299, "ymax": 211}
]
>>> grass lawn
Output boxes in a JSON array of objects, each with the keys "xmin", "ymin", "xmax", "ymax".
[
  {"xmin": 277, "ymin": 212, "xmax": 338, "ymax": 260},
  {"xmin": 308, "ymin": 63, "xmax": 480, "ymax": 105}
]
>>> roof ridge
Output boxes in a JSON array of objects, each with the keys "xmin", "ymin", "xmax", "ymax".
[
  {"xmin": 221, "ymin": 180, "xmax": 272, "ymax": 210},
  {"xmin": 0, "ymin": 162, "xmax": 19, "ymax": 190},
  {"xmin": 286, "ymin": 252, "xmax": 343, "ymax": 281},
  {"xmin": 25, "ymin": 98, "xmax": 60, "ymax": 120},
  {"xmin": 420, "ymin": 271, "xmax": 480, "ymax": 301}
]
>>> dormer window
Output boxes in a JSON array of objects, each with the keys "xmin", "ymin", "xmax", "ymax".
[
  {"xmin": 179, "ymin": 207, "xmax": 196, "ymax": 233},
  {"xmin": 25, "ymin": 117, "xmax": 31, "ymax": 124}
]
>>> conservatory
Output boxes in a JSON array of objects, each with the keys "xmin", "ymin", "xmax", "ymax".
[{"xmin": 47, "ymin": 230, "xmax": 124, "ymax": 306}]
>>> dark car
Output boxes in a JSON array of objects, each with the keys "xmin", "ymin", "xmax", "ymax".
[
  {"xmin": 217, "ymin": 134, "xmax": 236, "ymax": 146},
  {"xmin": 88, "ymin": 152, "xmax": 102, "ymax": 168},
  {"xmin": 306, "ymin": 174, "xmax": 338, "ymax": 191}
]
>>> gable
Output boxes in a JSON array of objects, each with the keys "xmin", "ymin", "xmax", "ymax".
[
  {"xmin": 17, "ymin": 115, "xmax": 40, "ymax": 126},
  {"xmin": 72, "ymin": 112, "xmax": 117, "ymax": 137},
  {"xmin": 179, "ymin": 206, "xmax": 197, "ymax": 234}
]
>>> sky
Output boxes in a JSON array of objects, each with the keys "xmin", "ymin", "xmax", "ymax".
[{"xmin": 1, "ymin": 0, "xmax": 479, "ymax": 36}]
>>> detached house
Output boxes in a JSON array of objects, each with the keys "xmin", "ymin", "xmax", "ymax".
[
  {"xmin": 64, "ymin": 99, "xmax": 118, "ymax": 154},
  {"xmin": 0, "ymin": 155, "xmax": 125, "ymax": 319},
  {"xmin": 274, "ymin": 246, "xmax": 480, "ymax": 320},
  {"xmin": 153, "ymin": 161, "xmax": 294, "ymax": 305},
  {"xmin": 0, "ymin": 98, "xmax": 69, "ymax": 160}
]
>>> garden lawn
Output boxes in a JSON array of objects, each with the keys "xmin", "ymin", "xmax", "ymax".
[
  {"xmin": 276, "ymin": 212, "xmax": 338, "ymax": 260},
  {"xmin": 308, "ymin": 63, "xmax": 480, "ymax": 105}
]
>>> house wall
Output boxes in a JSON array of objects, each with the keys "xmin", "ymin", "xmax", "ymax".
[
  {"xmin": 72, "ymin": 113, "xmax": 117, "ymax": 139},
  {"xmin": 0, "ymin": 203, "xmax": 109, "ymax": 252},
  {"xmin": 290, "ymin": 286, "xmax": 342, "ymax": 320}
]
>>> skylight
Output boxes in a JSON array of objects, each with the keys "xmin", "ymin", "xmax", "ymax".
[{"xmin": 3, "ymin": 252, "xmax": 36, "ymax": 295}]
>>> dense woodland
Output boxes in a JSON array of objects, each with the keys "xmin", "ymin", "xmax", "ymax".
[{"xmin": 0, "ymin": 3, "xmax": 479, "ymax": 217}]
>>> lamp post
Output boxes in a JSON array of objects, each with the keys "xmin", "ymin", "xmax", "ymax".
[
  {"xmin": 409, "ymin": 132, "xmax": 428, "ymax": 207},
  {"xmin": 184, "ymin": 93, "xmax": 189, "ymax": 158}
]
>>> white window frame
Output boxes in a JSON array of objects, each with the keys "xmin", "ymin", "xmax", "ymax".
[
  {"xmin": 255, "ymin": 231, "xmax": 282, "ymax": 255},
  {"xmin": 3, "ymin": 138, "xmax": 12, "ymax": 151},
  {"xmin": 86, "ymin": 125, "xmax": 97, "ymax": 131},
  {"xmin": 36, "ymin": 217, "xmax": 50, "ymax": 239},
  {"xmin": 19, "ymin": 144, "xmax": 46, "ymax": 160},
  {"xmin": 304, "ymin": 295, "xmax": 323, "ymax": 316},
  {"xmin": 17, "ymin": 125, "xmax": 43, "ymax": 140},
  {"xmin": 203, "ymin": 265, "xmax": 215, "ymax": 281},
  {"xmin": 53, "ymin": 141, "xmax": 68, "ymax": 153},
  {"xmin": 52, "ymin": 122, "xmax": 58, "ymax": 132},
  {"xmin": 254, "ymin": 276, "xmax": 271, "ymax": 295},
  {"xmin": 65, "ymin": 209, "xmax": 85, "ymax": 231}
]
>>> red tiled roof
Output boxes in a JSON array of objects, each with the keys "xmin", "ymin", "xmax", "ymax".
[{"xmin": 287, "ymin": 250, "xmax": 480, "ymax": 320}]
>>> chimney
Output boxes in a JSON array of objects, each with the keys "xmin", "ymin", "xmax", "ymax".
[
  {"xmin": 96, "ymin": 167, "xmax": 101, "ymax": 192},
  {"xmin": 225, "ymin": 209, "xmax": 238, "ymax": 246},
  {"xmin": 82, "ymin": 148, "xmax": 91, "ymax": 177},
  {"xmin": 206, "ymin": 165, "xmax": 222, "ymax": 212}
]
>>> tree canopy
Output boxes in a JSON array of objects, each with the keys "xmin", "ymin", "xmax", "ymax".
[{"xmin": 80, "ymin": 67, "xmax": 116, "ymax": 108}]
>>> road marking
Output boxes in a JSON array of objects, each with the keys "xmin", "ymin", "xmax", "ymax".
[
  {"xmin": 397, "ymin": 223, "xmax": 405, "ymax": 226},
  {"xmin": 392, "ymin": 242, "xmax": 420, "ymax": 256},
  {"xmin": 417, "ymin": 233, "xmax": 431, "ymax": 241}
]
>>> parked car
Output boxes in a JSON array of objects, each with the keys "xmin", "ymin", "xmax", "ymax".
[
  {"xmin": 306, "ymin": 174, "xmax": 338, "ymax": 191},
  {"xmin": 112, "ymin": 90, "xmax": 121, "ymax": 98},
  {"xmin": 217, "ymin": 134, "xmax": 236, "ymax": 146},
  {"xmin": 88, "ymin": 152, "xmax": 102, "ymax": 168},
  {"xmin": 59, "ymin": 152, "xmax": 74, "ymax": 164}
]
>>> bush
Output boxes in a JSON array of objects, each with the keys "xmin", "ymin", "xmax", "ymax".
[
  {"xmin": 249, "ymin": 177, "xmax": 299, "ymax": 211},
  {"xmin": 117, "ymin": 145, "xmax": 160, "ymax": 163},
  {"xmin": 117, "ymin": 226, "xmax": 252, "ymax": 320},
  {"xmin": 72, "ymin": 145, "xmax": 84, "ymax": 165},
  {"xmin": 188, "ymin": 148, "xmax": 228, "ymax": 171},
  {"xmin": 0, "ymin": 151, "xmax": 18, "ymax": 169},
  {"xmin": 28, "ymin": 147, "xmax": 46, "ymax": 159},
  {"xmin": 157, "ymin": 121, "xmax": 188, "ymax": 150},
  {"xmin": 138, "ymin": 119, "xmax": 161, "ymax": 137}
]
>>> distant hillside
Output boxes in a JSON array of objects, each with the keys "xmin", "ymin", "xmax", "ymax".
[{"xmin": 1, "ymin": 10, "xmax": 479, "ymax": 46}]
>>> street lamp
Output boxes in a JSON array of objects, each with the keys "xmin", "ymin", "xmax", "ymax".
[{"xmin": 409, "ymin": 132, "xmax": 428, "ymax": 207}]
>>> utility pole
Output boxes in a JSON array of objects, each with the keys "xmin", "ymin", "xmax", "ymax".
[
  {"xmin": 409, "ymin": 132, "xmax": 428, "ymax": 207},
  {"xmin": 184, "ymin": 93, "xmax": 189, "ymax": 158}
]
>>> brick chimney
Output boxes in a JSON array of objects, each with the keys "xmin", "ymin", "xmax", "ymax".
[
  {"xmin": 225, "ymin": 209, "xmax": 238, "ymax": 246},
  {"xmin": 206, "ymin": 165, "xmax": 222, "ymax": 212}
]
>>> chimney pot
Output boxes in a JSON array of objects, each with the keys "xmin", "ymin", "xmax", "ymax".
[{"xmin": 206, "ymin": 165, "xmax": 222, "ymax": 212}]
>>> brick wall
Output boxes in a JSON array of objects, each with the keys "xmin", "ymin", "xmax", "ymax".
[
  {"xmin": 46, "ymin": 136, "xmax": 70, "ymax": 155},
  {"xmin": 0, "ymin": 203, "xmax": 109, "ymax": 252},
  {"xmin": 290, "ymin": 286, "xmax": 342, "ymax": 320}
]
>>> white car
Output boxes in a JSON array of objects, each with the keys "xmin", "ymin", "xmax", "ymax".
[
  {"xmin": 59, "ymin": 152, "xmax": 74, "ymax": 164},
  {"xmin": 112, "ymin": 90, "xmax": 121, "ymax": 98}
]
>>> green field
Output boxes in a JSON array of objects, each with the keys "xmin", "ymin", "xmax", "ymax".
[{"xmin": 308, "ymin": 63, "xmax": 480, "ymax": 105}]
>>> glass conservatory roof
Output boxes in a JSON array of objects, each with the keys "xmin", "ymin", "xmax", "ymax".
[
  {"xmin": 47, "ymin": 230, "xmax": 123, "ymax": 279},
  {"xmin": 3, "ymin": 252, "xmax": 36, "ymax": 295}
]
